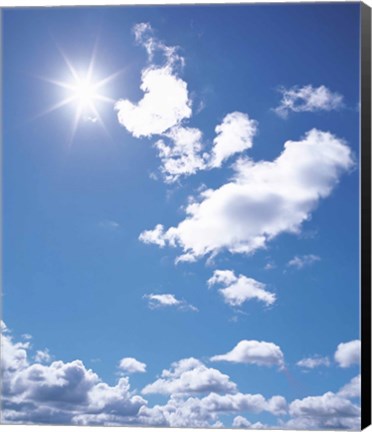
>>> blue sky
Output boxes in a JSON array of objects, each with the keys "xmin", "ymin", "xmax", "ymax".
[{"xmin": 2, "ymin": 3, "xmax": 362, "ymax": 429}]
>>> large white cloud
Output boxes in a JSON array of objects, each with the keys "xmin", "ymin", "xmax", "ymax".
[
  {"xmin": 288, "ymin": 391, "xmax": 360, "ymax": 430},
  {"xmin": 138, "ymin": 391, "xmax": 287, "ymax": 428},
  {"xmin": 208, "ymin": 269, "xmax": 276, "ymax": 307},
  {"xmin": 140, "ymin": 129, "xmax": 354, "ymax": 261},
  {"xmin": 142, "ymin": 357, "xmax": 237, "ymax": 396},
  {"xmin": 211, "ymin": 340, "xmax": 285, "ymax": 369},
  {"xmin": 1, "ymin": 325, "xmax": 147, "ymax": 426},
  {"xmin": 274, "ymin": 84, "xmax": 344, "ymax": 118},
  {"xmin": 334, "ymin": 340, "xmax": 361, "ymax": 368}
]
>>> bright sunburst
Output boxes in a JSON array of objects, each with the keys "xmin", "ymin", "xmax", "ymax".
[{"xmin": 39, "ymin": 44, "xmax": 121, "ymax": 144}]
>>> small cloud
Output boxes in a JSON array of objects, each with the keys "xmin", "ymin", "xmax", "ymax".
[
  {"xmin": 287, "ymin": 254, "xmax": 320, "ymax": 269},
  {"xmin": 209, "ymin": 112, "xmax": 257, "ymax": 169},
  {"xmin": 297, "ymin": 355, "xmax": 330, "ymax": 369},
  {"xmin": 143, "ymin": 293, "xmax": 198, "ymax": 312},
  {"xmin": 264, "ymin": 261, "xmax": 276, "ymax": 270},
  {"xmin": 208, "ymin": 270, "xmax": 276, "ymax": 308},
  {"xmin": 118, "ymin": 357, "xmax": 147, "ymax": 374},
  {"xmin": 99, "ymin": 220, "xmax": 121, "ymax": 231},
  {"xmin": 211, "ymin": 339, "xmax": 285, "ymax": 370},
  {"xmin": 334, "ymin": 340, "xmax": 361, "ymax": 368},
  {"xmin": 274, "ymin": 84, "xmax": 344, "ymax": 118},
  {"xmin": 34, "ymin": 349, "xmax": 52, "ymax": 364}
]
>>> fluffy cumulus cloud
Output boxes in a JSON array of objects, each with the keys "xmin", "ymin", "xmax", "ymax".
[
  {"xmin": 139, "ymin": 391, "xmax": 287, "ymax": 428},
  {"xmin": 115, "ymin": 24, "xmax": 263, "ymax": 183},
  {"xmin": 211, "ymin": 340, "xmax": 285, "ymax": 369},
  {"xmin": 118, "ymin": 357, "xmax": 147, "ymax": 374},
  {"xmin": 140, "ymin": 129, "xmax": 354, "ymax": 261},
  {"xmin": 209, "ymin": 112, "xmax": 257, "ymax": 168},
  {"xmin": 338, "ymin": 374, "xmax": 361, "ymax": 399},
  {"xmin": 142, "ymin": 357, "xmax": 237, "ymax": 396},
  {"xmin": 274, "ymin": 84, "xmax": 344, "ymax": 118},
  {"xmin": 208, "ymin": 269, "xmax": 276, "ymax": 307},
  {"xmin": 297, "ymin": 355, "xmax": 330, "ymax": 369},
  {"xmin": 1, "ymin": 324, "xmax": 147, "ymax": 426},
  {"xmin": 1, "ymin": 323, "xmax": 362, "ymax": 428},
  {"xmin": 34, "ymin": 349, "xmax": 52, "ymax": 364},
  {"xmin": 232, "ymin": 416, "xmax": 267, "ymax": 429},
  {"xmin": 143, "ymin": 293, "xmax": 198, "ymax": 312},
  {"xmin": 116, "ymin": 67, "xmax": 191, "ymax": 138},
  {"xmin": 287, "ymin": 391, "xmax": 360, "ymax": 430},
  {"xmin": 154, "ymin": 126, "xmax": 207, "ymax": 183},
  {"xmin": 334, "ymin": 340, "xmax": 361, "ymax": 368},
  {"xmin": 288, "ymin": 254, "xmax": 320, "ymax": 269},
  {"xmin": 115, "ymin": 23, "xmax": 191, "ymax": 138}
]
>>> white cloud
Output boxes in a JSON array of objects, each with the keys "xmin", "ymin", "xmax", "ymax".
[
  {"xmin": 118, "ymin": 357, "xmax": 147, "ymax": 374},
  {"xmin": 288, "ymin": 254, "xmax": 320, "ymax": 269},
  {"xmin": 115, "ymin": 24, "xmax": 191, "ymax": 139},
  {"xmin": 334, "ymin": 340, "xmax": 361, "ymax": 368},
  {"xmin": 288, "ymin": 391, "xmax": 360, "ymax": 430},
  {"xmin": 116, "ymin": 25, "xmax": 263, "ymax": 183},
  {"xmin": 139, "ymin": 391, "xmax": 286, "ymax": 427},
  {"xmin": 140, "ymin": 129, "xmax": 354, "ymax": 261},
  {"xmin": 34, "ymin": 349, "xmax": 52, "ymax": 364},
  {"xmin": 143, "ymin": 293, "xmax": 198, "ymax": 312},
  {"xmin": 338, "ymin": 374, "xmax": 361, "ymax": 399},
  {"xmin": 208, "ymin": 270, "xmax": 276, "ymax": 307},
  {"xmin": 99, "ymin": 220, "xmax": 120, "ymax": 230},
  {"xmin": 209, "ymin": 112, "xmax": 257, "ymax": 168},
  {"xmin": 296, "ymin": 355, "xmax": 330, "ymax": 369},
  {"xmin": 155, "ymin": 126, "xmax": 207, "ymax": 183},
  {"xmin": 1, "ymin": 325, "xmax": 147, "ymax": 426},
  {"xmin": 142, "ymin": 357, "xmax": 237, "ymax": 396},
  {"xmin": 139, "ymin": 223, "xmax": 167, "ymax": 247},
  {"xmin": 274, "ymin": 84, "xmax": 344, "ymax": 118},
  {"xmin": 211, "ymin": 340, "xmax": 285, "ymax": 369},
  {"xmin": 232, "ymin": 416, "xmax": 267, "ymax": 429},
  {"xmin": 116, "ymin": 67, "xmax": 191, "ymax": 138}
]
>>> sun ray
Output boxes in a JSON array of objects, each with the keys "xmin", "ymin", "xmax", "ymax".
[
  {"xmin": 38, "ymin": 43, "xmax": 120, "ymax": 144},
  {"xmin": 33, "ymin": 96, "xmax": 77, "ymax": 120}
]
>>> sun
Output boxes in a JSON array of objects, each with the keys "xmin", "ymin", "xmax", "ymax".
[
  {"xmin": 39, "ymin": 44, "xmax": 122, "ymax": 145},
  {"xmin": 72, "ymin": 77, "xmax": 98, "ymax": 109}
]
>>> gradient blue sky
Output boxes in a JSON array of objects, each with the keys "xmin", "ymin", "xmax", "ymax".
[{"xmin": 2, "ymin": 3, "xmax": 362, "ymax": 429}]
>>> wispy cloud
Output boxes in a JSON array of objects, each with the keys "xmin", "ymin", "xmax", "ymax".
[
  {"xmin": 287, "ymin": 254, "xmax": 320, "ymax": 269},
  {"xmin": 274, "ymin": 84, "xmax": 344, "ymax": 118},
  {"xmin": 296, "ymin": 355, "xmax": 330, "ymax": 369},
  {"xmin": 99, "ymin": 220, "xmax": 121, "ymax": 230},
  {"xmin": 143, "ymin": 293, "xmax": 198, "ymax": 312}
]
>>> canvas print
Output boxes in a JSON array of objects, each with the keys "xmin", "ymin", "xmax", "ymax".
[{"xmin": 1, "ymin": 2, "xmax": 370, "ymax": 430}]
